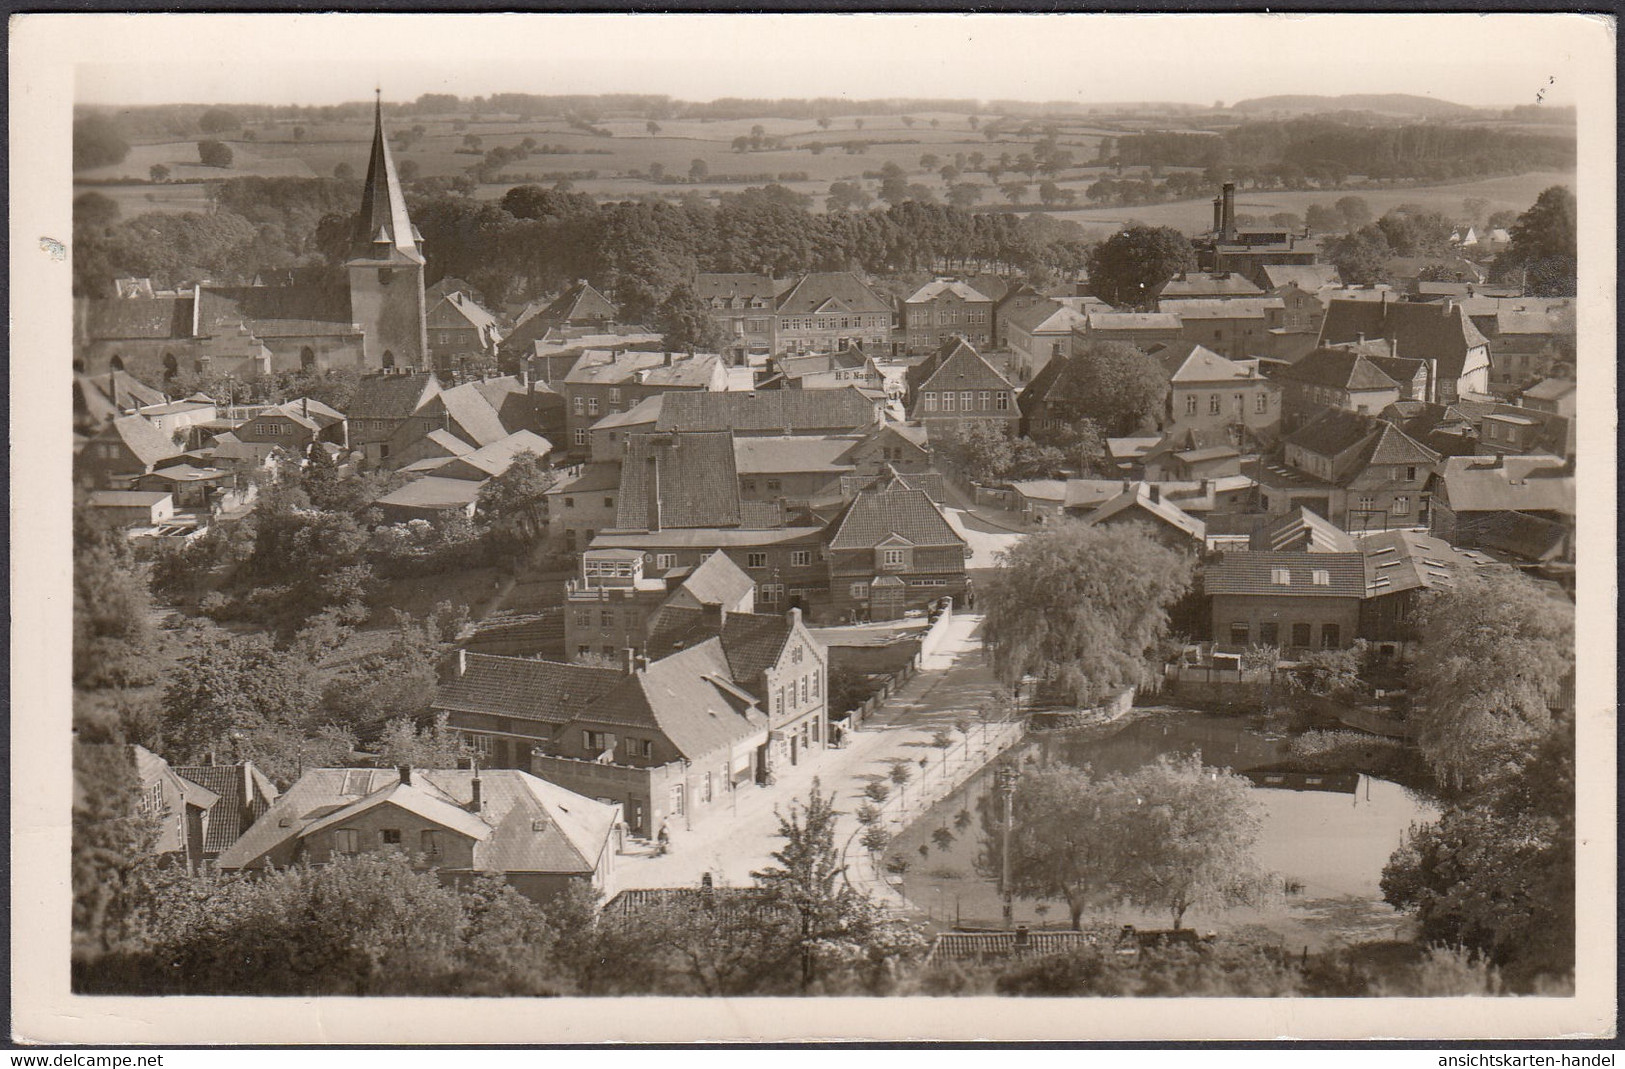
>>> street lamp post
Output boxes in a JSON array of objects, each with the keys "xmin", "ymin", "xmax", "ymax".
[{"xmin": 996, "ymin": 764, "xmax": 1018, "ymax": 929}]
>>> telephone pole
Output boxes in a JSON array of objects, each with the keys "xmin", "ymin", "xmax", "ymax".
[{"xmin": 997, "ymin": 764, "xmax": 1018, "ymax": 929}]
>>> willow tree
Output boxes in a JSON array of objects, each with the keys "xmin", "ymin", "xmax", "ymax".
[{"xmin": 983, "ymin": 520, "xmax": 1195, "ymax": 707}]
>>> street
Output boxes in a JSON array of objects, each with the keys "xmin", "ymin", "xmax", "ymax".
[{"xmin": 615, "ymin": 611, "xmax": 1011, "ymax": 891}]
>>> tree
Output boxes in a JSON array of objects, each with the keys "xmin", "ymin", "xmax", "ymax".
[
  {"xmin": 886, "ymin": 759, "xmax": 914, "ymax": 810},
  {"xmin": 1114, "ymin": 754, "xmax": 1269, "ymax": 929},
  {"xmin": 1304, "ymin": 203, "xmax": 1342, "ymax": 234},
  {"xmin": 371, "ymin": 712, "xmax": 468, "ymax": 768},
  {"xmin": 653, "ymin": 284, "xmax": 725, "ymax": 354},
  {"xmin": 937, "ymin": 420, "xmax": 1015, "ymax": 484},
  {"xmin": 149, "ymin": 164, "xmax": 170, "ymax": 184},
  {"xmin": 1324, "ymin": 226, "xmax": 1393, "ymax": 287},
  {"xmin": 817, "ymin": 116, "xmax": 832, "ymax": 130},
  {"xmin": 1086, "ymin": 225, "xmax": 1194, "ymax": 309},
  {"xmin": 751, "ymin": 779, "xmax": 923, "ymax": 993},
  {"xmin": 1335, "ymin": 195, "xmax": 1373, "ymax": 229},
  {"xmin": 983, "ymin": 521, "xmax": 1195, "ymax": 707},
  {"xmin": 73, "ymin": 502, "xmax": 157, "ymax": 690},
  {"xmin": 73, "ymin": 113, "xmax": 130, "ymax": 171},
  {"xmin": 198, "ymin": 107, "xmax": 243, "ymax": 134},
  {"xmin": 291, "ymin": 126, "xmax": 306, "ymax": 141},
  {"xmin": 646, "ymin": 121, "xmax": 662, "ymax": 135},
  {"xmin": 475, "ymin": 450, "xmax": 557, "ymax": 543},
  {"xmin": 1000, "ymin": 181, "xmax": 1028, "ymax": 205},
  {"xmin": 689, "ymin": 158, "xmax": 708, "ymax": 180},
  {"xmin": 825, "ymin": 181, "xmax": 871, "ymax": 213},
  {"xmin": 1043, "ymin": 341, "xmax": 1168, "ymax": 437},
  {"xmin": 333, "ymin": 162, "xmax": 354, "ymax": 181},
  {"xmin": 197, "ymin": 140, "xmax": 233, "ymax": 169},
  {"xmin": 72, "ymin": 740, "xmax": 160, "ymax": 957},
  {"xmin": 1500, "ymin": 185, "xmax": 1576, "ymax": 297},
  {"xmin": 1407, "ymin": 568, "xmax": 1574, "ymax": 789},
  {"xmin": 946, "ymin": 182, "xmax": 983, "ymax": 209}
]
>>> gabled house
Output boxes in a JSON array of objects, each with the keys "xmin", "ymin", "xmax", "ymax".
[
  {"xmin": 348, "ymin": 370, "xmax": 442, "ymax": 467},
  {"xmin": 1169, "ymin": 298, "xmax": 1285, "ymax": 361},
  {"xmin": 1356, "ymin": 529, "xmax": 1498, "ymax": 657},
  {"xmin": 771, "ymin": 272, "xmax": 893, "ymax": 357},
  {"xmin": 905, "ymin": 338, "xmax": 1019, "ymax": 437},
  {"xmin": 838, "ymin": 420, "xmax": 932, "ymax": 476},
  {"xmin": 655, "ymin": 387, "xmax": 883, "ymax": 438},
  {"xmin": 173, "ymin": 760, "xmax": 280, "ymax": 863},
  {"xmin": 562, "ymin": 350, "xmax": 728, "ymax": 456},
  {"xmin": 824, "ymin": 482, "xmax": 968, "ymax": 620},
  {"xmin": 900, "ymin": 278, "xmax": 994, "ymax": 354},
  {"xmin": 615, "ymin": 431, "xmax": 749, "ymax": 532},
  {"xmin": 217, "ymin": 766, "xmax": 623, "ymax": 903},
  {"xmin": 234, "ymin": 397, "xmax": 348, "ymax": 451},
  {"xmin": 1317, "ymin": 297, "xmax": 1491, "ymax": 403},
  {"xmin": 1273, "ymin": 348, "xmax": 1405, "ymax": 431},
  {"xmin": 1003, "ymin": 297, "xmax": 1106, "ymax": 379},
  {"xmin": 1204, "ymin": 550, "xmax": 1367, "ymax": 651},
  {"xmin": 431, "ymin": 430, "xmax": 552, "ymax": 483},
  {"xmin": 695, "ymin": 272, "xmax": 782, "ymax": 362},
  {"xmin": 1251, "ymin": 410, "xmax": 1440, "ymax": 531},
  {"xmin": 1081, "ymin": 483, "xmax": 1206, "ymax": 549},
  {"xmin": 734, "ymin": 436, "xmax": 857, "ymax": 510},
  {"xmin": 1249, "ymin": 506, "xmax": 1355, "ymax": 554},
  {"xmin": 73, "ymin": 369, "xmax": 169, "ymax": 436},
  {"xmin": 1152, "ymin": 340, "xmax": 1279, "ymax": 440},
  {"xmin": 76, "ymin": 413, "xmax": 186, "ymax": 489},
  {"xmin": 426, "ymin": 290, "xmax": 504, "ymax": 371},
  {"xmin": 1153, "ymin": 272, "xmax": 1265, "ymax": 303},
  {"xmin": 130, "ymin": 745, "xmax": 221, "ymax": 870},
  {"xmin": 1073, "ymin": 311, "xmax": 1186, "ymax": 353},
  {"xmin": 1141, "ymin": 427, "xmax": 1242, "ymax": 483},
  {"xmin": 1427, "ymin": 454, "xmax": 1574, "ymax": 558},
  {"xmin": 764, "ymin": 348, "xmax": 887, "ymax": 397},
  {"xmin": 545, "ymin": 461, "xmax": 623, "ymax": 551}
]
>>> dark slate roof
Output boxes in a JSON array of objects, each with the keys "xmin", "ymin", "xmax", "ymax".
[
  {"xmin": 539, "ymin": 281, "xmax": 617, "ymax": 325},
  {"xmin": 643, "ymin": 605, "xmax": 722, "ymax": 659},
  {"xmin": 616, "ymin": 431, "xmax": 742, "ymax": 530},
  {"xmin": 1462, "ymin": 510, "xmax": 1571, "ymax": 561},
  {"xmin": 656, "ymin": 389, "xmax": 879, "ymax": 435},
  {"xmin": 1204, "ymin": 550, "xmax": 1367, "ymax": 598},
  {"xmin": 718, "ymin": 612, "xmax": 793, "ymax": 688},
  {"xmin": 349, "ymin": 371, "xmax": 440, "ymax": 422},
  {"xmin": 568, "ymin": 640, "xmax": 767, "ymax": 761},
  {"xmin": 773, "ymin": 271, "xmax": 891, "ymax": 315},
  {"xmin": 1017, "ymin": 352, "xmax": 1071, "ymax": 417},
  {"xmin": 1275, "ymin": 348, "xmax": 1400, "ymax": 391},
  {"xmin": 174, "ymin": 763, "xmax": 280, "ymax": 855},
  {"xmin": 906, "ymin": 337, "xmax": 1015, "ymax": 399},
  {"xmin": 1358, "ymin": 529, "xmax": 1495, "ymax": 598},
  {"xmin": 1285, "ymin": 410, "xmax": 1438, "ymax": 470},
  {"xmin": 1318, "ymin": 299, "xmax": 1488, "ymax": 381},
  {"xmin": 1437, "ymin": 455, "xmax": 1573, "ymax": 514},
  {"xmin": 81, "ymin": 296, "xmax": 194, "ymax": 340},
  {"xmin": 825, "ymin": 487, "xmax": 965, "ymax": 551},
  {"xmin": 695, "ymin": 272, "xmax": 779, "ymax": 303},
  {"xmin": 433, "ymin": 653, "xmax": 625, "ymax": 725},
  {"xmin": 106, "ymin": 414, "xmax": 184, "ymax": 467},
  {"xmin": 196, "ymin": 286, "xmax": 358, "ymax": 338}
]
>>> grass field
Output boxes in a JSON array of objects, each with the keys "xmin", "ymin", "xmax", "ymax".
[{"xmin": 74, "ymin": 109, "xmax": 1572, "ymax": 238}]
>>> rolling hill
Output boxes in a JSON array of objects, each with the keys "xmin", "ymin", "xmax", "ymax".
[{"xmin": 1230, "ymin": 94, "xmax": 1480, "ymax": 119}]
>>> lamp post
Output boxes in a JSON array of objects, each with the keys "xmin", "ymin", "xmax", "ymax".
[{"xmin": 996, "ymin": 763, "xmax": 1018, "ymax": 929}]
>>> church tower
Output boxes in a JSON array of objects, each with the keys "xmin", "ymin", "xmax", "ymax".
[{"xmin": 347, "ymin": 93, "xmax": 427, "ymax": 370}]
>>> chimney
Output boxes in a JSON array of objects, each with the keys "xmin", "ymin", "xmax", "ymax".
[
  {"xmin": 1122, "ymin": 479, "xmax": 1131, "ymax": 493},
  {"xmin": 787, "ymin": 606, "xmax": 801, "ymax": 629},
  {"xmin": 1149, "ymin": 484, "xmax": 1161, "ymax": 504},
  {"xmin": 1015, "ymin": 924, "xmax": 1030, "ymax": 947},
  {"xmin": 1212, "ymin": 195, "xmax": 1223, "ymax": 234},
  {"xmin": 469, "ymin": 772, "xmax": 483, "ymax": 813},
  {"xmin": 1199, "ymin": 477, "xmax": 1210, "ymax": 497},
  {"xmin": 664, "ymin": 351, "xmax": 674, "ymax": 367},
  {"xmin": 1490, "ymin": 452, "xmax": 1503, "ymax": 468},
  {"xmin": 398, "ymin": 765, "xmax": 412, "ymax": 786},
  {"xmin": 621, "ymin": 647, "xmax": 638, "ymax": 675},
  {"xmin": 301, "ymin": 397, "xmax": 309, "ymax": 419},
  {"xmin": 1221, "ymin": 182, "xmax": 1236, "ymax": 241},
  {"xmin": 456, "ymin": 648, "xmax": 467, "ymax": 676}
]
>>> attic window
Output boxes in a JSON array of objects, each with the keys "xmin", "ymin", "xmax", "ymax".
[
  {"xmin": 531, "ymin": 818, "xmax": 548, "ymax": 832},
  {"xmin": 341, "ymin": 770, "xmax": 373, "ymax": 796},
  {"xmin": 1271, "ymin": 568, "xmax": 1291, "ymax": 586},
  {"xmin": 1311, "ymin": 570, "xmax": 1330, "ymax": 586}
]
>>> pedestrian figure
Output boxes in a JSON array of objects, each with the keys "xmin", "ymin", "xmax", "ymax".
[{"xmin": 656, "ymin": 824, "xmax": 671, "ymax": 856}]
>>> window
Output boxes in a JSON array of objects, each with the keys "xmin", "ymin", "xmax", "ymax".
[
  {"xmin": 420, "ymin": 830, "xmax": 441, "ymax": 856},
  {"xmin": 978, "ymin": 391, "xmax": 990, "ymax": 410},
  {"xmin": 333, "ymin": 829, "xmax": 361, "ymax": 856},
  {"xmin": 1357, "ymin": 495, "xmax": 1375, "ymax": 511},
  {"xmin": 655, "ymin": 552, "xmax": 675, "ymax": 570},
  {"xmin": 573, "ymin": 397, "xmax": 584, "ymax": 415},
  {"xmin": 608, "ymin": 387, "xmax": 621, "ymax": 404},
  {"xmin": 1258, "ymin": 622, "xmax": 1279, "ymax": 646},
  {"xmin": 883, "ymin": 548, "xmax": 906, "ymax": 568},
  {"xmin": 791, "ymin": 550, "xmax": 811, "ymax": 568},
  {"xmin": 1235, "ymin": 393, "xmax": 1244, "ymax": 412},
  {"xmin": 573, "ymin": 429, "xmax": 587, "ymax": 446},
  {"xmin": 1291, "ymin": 622, "xmax": 1313, "ymax": 647},
  {"xmin": 625, "ymin": 737, "xmax": 653, "ymax": 759},
  {"xmin": 1209, "ymin": 395, "xmax": 1221, "ymax": 414},
  {"xmin": 747, "ymin": 552, "xmax": 768, "ymax": 569},
  {"xmin": 139, "ymin": 782, "xmax": 164, "ymax": 815},
  {"xmin": 670, "ymin": 783, "xmax": 686, "ymax": 817},
  {"xmin": 1393, "ymin": 495, "xmax": 1409, "ymax": 515},
  {"xmin": 1271, "ymin": 567, "xmax": 1291, "ymax": 586},
  {"xmin": 961, "ymin": 391, "xmax": 974, "ymax": 411},
  {"xmin": 704, "ymin": 772, "xmax": 714, "ymax": 803},
  {"xmin": 381, "ymin": 829, "xmax": 402, "ymax": 845},
  {"xmin": 996, "ymin": 392, "xmax": 1010, "ymax": 411},
  {"xmin": 801, "ymin": 676, "xmax": 810, "ymax": 704},
  {"xmin": 584, "ymin": 731, "xmax": 611, "ymax": 753},
  {"xmin": 1320, "ymin": 624, "xmax": 1341, "ymax": 649},
  {"xmin": 586, "ymin": 397, "xmax": 600, "ymax": 416},
  {"xmin": 850, "ymin": 582, "xmax": 870, "ymax": 600},
  {"xmin": 463, "ymin": 732, "xmax": 494, "ymax": 756},
  {"xmin": 811, "ymin": 669, "xmax": 820, "ymax": 697},
  {"xmin": 1255, "ymin": 393, "xmax": 1268, "ymax": 413},
  {"xmin": 563, "ymin": 496, "xmax": 577, "ymax": 510},
  {"xmin": 775, "ymin": 687, "xmax": 786, "ymax": 716},
  {"xmin": 1229, "ymin": 623, "xmax": 1251, "ymax": 645},
  {"xmin": 577, "ymin": 644, "xmax": 593, "ymax": 658},
  {"xmin": 1311, "ymin": 569, "xmax": 1330, "ymax": 586},
  {"xmin": 789, "ymin": 680, "xmax": 799, "ymax": 709},
  {"xmin": 741, "ymin": 479, "xmax": 756, "ymax": 493},
  {"xmin": 758, "ymin": 583, "xmax": 784, "ymax": 604},
  {"xmin": 1186, "ymin": 395, "xmax": 1198, "ymax": 416},
  {"xmin": 1405, "ymin": 466, "xmax": 1418, "ymax": 481},
  {"xmin": 940, "ymin": 392, "xmax": 954, "ymax": 412},
  {"xmin": 766, "ymin": 479, "xmax": 782, "ymax": 493}
]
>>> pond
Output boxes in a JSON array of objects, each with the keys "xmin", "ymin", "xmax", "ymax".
[{"xmin": 887, "ymin": 709, "xmax": 1439, "ymax": 951}]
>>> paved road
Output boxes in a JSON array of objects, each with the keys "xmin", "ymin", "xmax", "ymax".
[{"xmin": 616, "ymin": 612, "xmax": 1010, "ymax": 891}]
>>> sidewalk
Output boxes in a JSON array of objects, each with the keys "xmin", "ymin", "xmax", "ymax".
[{"xmin": 615, "ymin": 612, "xmax": 1018, "ymax": 891}]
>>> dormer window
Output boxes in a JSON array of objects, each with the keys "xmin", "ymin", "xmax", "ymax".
[
  {"xmin": 1311, "ymin": 570, "xmax": 1330, "ymax": 586},
  {"xmin": 1271, "ymin": 568, "xmax": 1291, "ymax": 586}
]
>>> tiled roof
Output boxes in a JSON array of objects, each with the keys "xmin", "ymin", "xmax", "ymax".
[
  {"xmin": 433, "ymin": 381, "xmax": 511, "ymax": 448},
  {"xmin": 930, "ymin": 930, "xmax": 1099, "ymax": 962},
  {"xmin": 671, "ymin": 550, "xmax": 757, "ymax": 607},
  {"xmin": 565, "ymin": 350, "xmax": 724, "ymax": 389},
  {"xmin": 349, "ymin": 372, "xmax": 440, "ymax": 422},
  {"xmin": 175, "ymin": 763, "xmax": 279, "ymax": 855},
  {"xmin": 80, "ymin": 294, "xmax": 196, "ymax": 340},
  {"xmin": 1275, "ymin": 348, "xmax": 1400, "ymax": 391},
  {"xmin": 656, "ymin": 388, "xmax": 880, "ymax": 435},
  {"xmin": 539, "ymin": 281, "xmax": 618, "ymax": 325},
  {"xmin": 592, "ymin": 527, "xmax": 825, "ymax": 549},
  {"xmin": 569, "ymin": 640, "xmax": 768, "ymax": 761},
  {"xmin": 419, "ymin": 428, "xmax": 477, "ymax": 458},
  {"xmin": 76, "ymin": 370, "xmax": 168, "ymax": 414},
  {"xmin": 1318, "ymin": 299, "xmax": 1488, "ymax": 381},
  {"xmin": 196, "ymin": 286, "xmax": 358, "ymax": 338},
  {"xmin": 1251, "ymin": 507, "xmax": 1354, "ymax": 553},
  {"xmin": 834, "ymin": 470, "xmax": 948, "ymax": 505},
  {"xmin": 1161, "ymin": 297, "xmax": 1283, "ymax": 320},
  {"xmin": 695, "ymin": 272, "xmax": 779, "ymax": 302},
  {"xmin": 774, "ymin": 349, "xmax": 874, "ymax": 379},
  {"xmin": 733, "ymin": 436, "xmax": 859, "ymax": 475},
  {"xmin": 825, "ymin": 487, "xmax": 964, "ymax": 551},
  {"xmin": 1438, "ymin": 455, "xmax": 1573, "ymax": 514},
  {"xmin": 218, "ymin": 768, "xmax": 618, "ymax": 877},
  {"xmin": 773, "ymin": 272, "xmax": 891, "ymax": 315},
  {"xmin": 546, "ymin": 460, "xmax": 623, "ymax": 496},
  {"xmin": 1205, "ymin": 550, "xmax": 1366, "ymax": 598},
  {"xmin": 1016, "ymin": 352, "xmax": 1072, "ymax": 416},
  {"xmin": 999, "ymin": 296, "xmax": 1064, "ymax": 337},
  {"xmin": 643, "ymin": 604, "xmax": 721, "ymax": 660},
  {"xmin": 1461, "ymin": 510, "xmax": 1571, "ymax": 561},
  {"xmin": 1261, "ymin": 264, "xmax": 1341, "ymax": 292},
  {"xmin": 1153, "ymin": 341, "xmax": 1260, "ymax": 384},
  {"xmin": 592, "ymin": 394, "xmax": 664, "ymax": 431},
  {"xmin": 428, "ymin": 291, "xmax": 501, "ymax": 337},
  {"xmin": 105, "ymin": 414, "xmax": 183, "ymax": 468},
  {"xmin": 1155, "ymin": 273, "xmax": 1264, "ymax": 300},
  {"xmin": 437, "ymin": 430, "xmax": 552, "ymax": 480},
  {"xmin": 718, "ymin": 612, "xmax": 794, "ymax": 687},
  {"xmin": 271, "ymin": 397, "xmax": 346, "ymax": 426},
  {"xmin": 1358, "ymin": 529, "xmax": 1495, "ymax": 598},
  {"xmin": 616, "ymin": 431, "xmax": 742, "ymax": 530},
  {"xmin": 434, "ymin": 652, "xmax": 625, "ymax": 724},
  {"xmin": 1285, "ymin": 410, "xmax": 1438, "ymax": 470},
  {"xmin": 907, "ymin": 337, "xmax": 1014, "ymax": 398},
  {"xmin": 905, "ymin": 278, "xmax": 994, "ymax": 304},
  {"xmin": 1083, "ymin": 312, "xmax": 1183, "ymax": 331},
  {"xmin": 1083, "ymin": 485, "xmax": 1206, "ymax": 541}
]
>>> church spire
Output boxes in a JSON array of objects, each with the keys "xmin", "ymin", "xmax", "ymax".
[{"xmin": 350, "ymin": 92, "xmax": 423, "ymax": 265}]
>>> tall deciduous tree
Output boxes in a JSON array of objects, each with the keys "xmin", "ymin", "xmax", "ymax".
[
  {"xmin": 653, "ymin": 284, "xmax": 724, "ymax": 354},
  {"xmin": 983, "ymin": 521, "xmax": 1194, "ymax": 706},
  {"xmin": 994, "ymin": 765, "xmax": 1140, "ymax": 928},
  {"xmin": 1043, "ymin": 342, "xmax": 1168, "ymax": 437},
  {"xmin": 1086, "ymin": 225, "xmax": 1194, "ymax": 309},
  {"xmin": 475, "ymin": 449, "xmax": 556, "ymax": 543},
  {"xmin": 1408, "ymin": 568, "xmax": 1573, "ymax": 789},
  {"xmin": 1500, "ymin": 185, "xmax": 1576, "ymax": 297}
]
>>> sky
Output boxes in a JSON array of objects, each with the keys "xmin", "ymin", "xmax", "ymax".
[{"xmin": 63, "ymin": 13, "xmax": 1598, "ymax": 110}]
